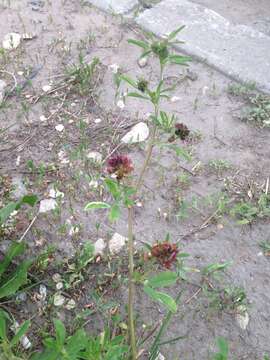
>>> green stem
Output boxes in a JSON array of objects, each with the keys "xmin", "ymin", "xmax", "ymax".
[
  {"xmin": 127, "ymin": 68, "xmax": 164, "ymax": 360},
  {"xmin": 149, "ymin": 291, "xmax": 183, "ymax": 360},
  {"xmin": 128, "ymin": 206, "xmax": 137, "ymax": 359}
]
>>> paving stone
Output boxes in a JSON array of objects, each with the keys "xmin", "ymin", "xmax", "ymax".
[
  {"xmin": 85, "ymin": 0, "xmax": 137, "ymax": 14},
  {"xmin": 136, "ymin": 0, "xmax": 270, "ymax": 93}
]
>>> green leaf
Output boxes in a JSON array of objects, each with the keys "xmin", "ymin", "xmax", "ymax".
[
  {"xmin": 0, "ymin": 260, "xmax": 32, "ymax": 299},
  {"xmin": 20, "ymin": 195, "xmax": 38, "ymax": 207},
  {"xmin": 105, "ymin": 179, "xmax": 121, "ymax": 200},
  {"xmin": 0, "ymin": 242, "xmax": 26, "ymax": 278},
  {"xmin": 84, "ymin": 202, "xmax": 111, "ymax": 211},
  {"xmin": 120, "ymin": 75, "xmax": 137, "ymax": 89},
  {"xmin": 54, "ymin": 319, "xmax": 66, "ymax": 349},
  {"xmin": 0, "ymin": 310, "xmax": 7, "ymax": 341},
  {"xmin": 168, "ymin": 55, "xmax": 191, "ymax": 65},
  {"xmin": 10, "ymin": 320, "xmax": 31, "ymax": 347},
  {"xmin": 217, "ymin": 337, "xmax": 229, "ymax": 356},
  {"xmin": 146, "ymin": 271, "xmax": 178, "ymax": 288},
  {"xmin": 127, "ymin": 92, "xmax": 149, "ymax": 100},
  {"xmin": 144, "ymin": 286, "xmax": 177, "ymax": 313},
  {"xmin": 109, "ymin": 204, "xmax": 121, "ymax": 222},
  {"xmin": 0, "ymin": 201, "xmax": 17, "ymax": 225},
  {"xmin": 167, "ymin": 26, "xmax": 185, "ymax": 41},
  {"xmin": 66, "ymin": 329, "xmax": 87, "ymax": 356},
  {"xmin": 127, "ymin": 39, "xmax": 149, "ymax": 50},
  {"xmin": 202, "ymin": 261, "xmax": 232, "ymax": 276}
]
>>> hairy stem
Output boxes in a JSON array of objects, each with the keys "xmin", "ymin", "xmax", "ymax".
[
  {"xmin": 128, "ymin": 206, "xmax": 137, "ymax": 359},
  {"xmin": 127, "ymin": 69, "xmax": 164, "ymax": 359}
]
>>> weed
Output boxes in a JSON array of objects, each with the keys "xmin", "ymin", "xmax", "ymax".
[
  {"xmin": 228, "ymin": 82, "xmax": 270, "ymax": 127},
  {"xmin": 67, "ymin": 55, "xmax": 100, "ymax": 96},
  {"xmin": 212, "ymin": 337, "xmax": 229, "ymax": 360},
  {"xmin": 259, "ymin": 240, "xmax": 270, "ymax": 256},
  {"xmin": 208, "ymin": 159, "xmax": 231, "ymax": 175}
]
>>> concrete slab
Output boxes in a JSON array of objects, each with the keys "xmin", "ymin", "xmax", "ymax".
[
  {"xmin": 85, "ymin": 0, "xmax": 137, "ymax": 14},
  {"xmin": 136, "ymin": 0, "xmax": 270, "ymax": 93}
]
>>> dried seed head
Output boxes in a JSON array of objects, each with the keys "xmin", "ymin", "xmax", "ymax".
[
  {"xmin": 107, "ymin": 154, "xmax": 134, "ymax": 180},
  {"xmin": 175, "ymin": 123, "xmax": 190, "ymax": 140},
  {"xmin": 151, "ymin": 241, "xmax": 179, "ymax": 268}
]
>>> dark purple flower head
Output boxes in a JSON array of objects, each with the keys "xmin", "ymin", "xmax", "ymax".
[
  {"xmin": 107, "ymin": 154, "xmax": 134, "ymax": 180},
  {"xmin": 174, "ymin": 123, "xmax": 190, "ymax": 140},
  {"xmin": 151, "ymin": 241, "xmax": 179, "ymax": 269}
]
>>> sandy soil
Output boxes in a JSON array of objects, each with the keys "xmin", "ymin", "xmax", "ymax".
[{"xmin": 0, "ymin": 1, "xmax": 270, "ymax": 359}]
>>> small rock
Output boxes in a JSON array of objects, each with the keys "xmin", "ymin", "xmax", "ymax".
[
  {"xmin": 39, "ymin": 284, "xmax": 47, "ymax": 301},
  {"xmin": 170, "ymin": 96, "xmax": 181, "ymax": 103},
  {"xmin": 236, "ymin": 305, "xmax": 249, "ymax": 330},
  {"xmin": 42, "ymin": 84, "xmax": 52, "ymax": 92},
  {"xmin": 39, "ymin": 198, "xmax": 57, "ymax": 213},
  {"xmin": 94, "ymin": 118, "xmax": 102, "ymax": 124},
  {"xmin": 138, "ymin": 56, "xmax": 148, "ymax": 68},
  {"xmin": 49, "ymin": 188, "xmax": 64, "ymax": 199},
  {"xmin": 0, "ymin": 79, "xmax": 7, "ymax": 103},
  {"xmin": 55, "ymin": 124, "xmax": 64, "ymax": 132},
  {"xmin": 89, "ymin": 180, "xmax": 98, "ymax": 189},
  {"xmin": 86, "ymin": 151, "xmax": 102, "ymax": 163},
  {"xmin": 117, "ymin": 99, "xmax": 125, "ymax": 109},
  {"xmin": 11, "ymin": 176, "xmax": 27, "ymax": 199},
  {"xmin": 39, "ymin": 115, "xmax": 47, "ymax": 122},
  {"xmin": 2, "ymin": 33, "xmax": 21, "ymax": 50},
  {"xmin": 53, "ymin": 293, "xmax": 65, "ymax": 307},
  {"xmin": 94, "ymin": 238, "xmax": 106, "ymax": 256},
  {"xmin": 121, "ymin": 122, "xmax": 149, "ymax": 144},
  {"xmin": 65, "ymin": 299, "xmax": 76, "ymax": 310},
  {"xmin": 56, "ymin": 282, "xmax": 63, "ymax": 290},
  {"xmin": 109, "ymin": 233, "xmax": 127, "ymax": 254},
  {"xmin": 109, "ymin": 63, "xmax": 119, "ymax": 74}
]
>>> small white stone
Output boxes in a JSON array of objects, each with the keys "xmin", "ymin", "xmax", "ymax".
[
  {"xmin": 86, "ymin": 151, "xmax": 102, "ymax": 163},
  {"xmin": 0, "ymin": 79, "xmax": 7, "ymax": 103},
  {"xmin": 39, "ymin": 198, "xmax": 57, "ymax": 213},
  {"xmin": 40, "ymin": 115, "xmax": 47, "ymax": 122},
  {"xmin": 42, "ymin": 84, "xmax": 52, "ymax": 92},
  {"xmin": 236, "ymin": 305, "xmax": 249, "ymax": 330},
  {"xmin": 109, "ymin": 63, "xmax": 119, "ymax": 74},
  {"xmin": 109, "ymin": 233, "xmax": 127, "ymax": 255},
  {"xmin": 49, "ymin": 188, "xmax": 64, "ymax": 199},
  {"xmin": 53, "ymin": 293, "xmax": 65, "ymax": 307},
  {"xmin": 94, "ymin": 238, "xmax": 106, "ymax": 256},
  {"xmin": 39, "ymin": 284, "xmax": 47, "ymax": 301},
  {"xmin": 65, "ymin": 299, "xmax": 76, "ymax": 310},
  {"xmin": 17, "ymin": 71, "xmax": 24, "ymax": 76},
  {"xmin": 121, "ymin": 122, "xmax": 149, "ymax": 144},
  {"xmin": 55, "ymin": 124, "xmax": 64, "ymax": 132},
  {"xmin": 89, "ymin": 180, "xmax": 99, "ymax": 188},
  {"xmin": 94, "ymin": 118, "xmax": 102, "ymax": 124},
  {"xmin": 56, "ymin": 282, "xmax": 63, "ymax": 290},
  {"xmin": 2, "ymin": 33, "xmax": 21, "ymax": 50},
  {"xmin": 138, "ymin": 56, "xmax": 148, "ymax": 68},
  {"xmin": 170, "ymin": 96, "xmax": 181, "ymax": 103},
  {"xmin": 16, "ymin": 155, "xmax": 21, "ymax": 166},
  {"xmin": 117, "ymin": 99, "xmax": 125, "ymax": 109}
]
